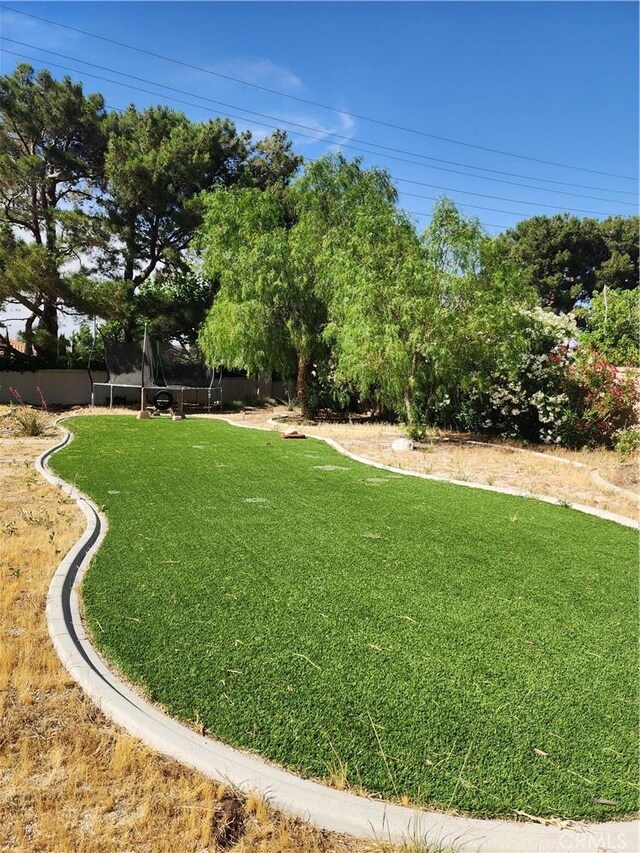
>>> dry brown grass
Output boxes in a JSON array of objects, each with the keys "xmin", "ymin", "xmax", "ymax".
[{"xmin": 0, "ymin": 427, "xmax": 430, "ymax": 853}]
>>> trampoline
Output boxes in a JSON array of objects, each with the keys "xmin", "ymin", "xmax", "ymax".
[{"xmin": 90, "ymin": 330, "xmax": 222, "ymax": 414}]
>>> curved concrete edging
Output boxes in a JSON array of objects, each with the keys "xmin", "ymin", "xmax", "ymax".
[
  {"xmin": 262, "ymin": 417, "xmax": 638, "ymax": 529},
  {"xmin": 462, "ymin": 438, "xmax": 638, "ymax": 503},
  {"xmin": 40, "ymin": 418, "xmax": 639, "ymax": 853}
]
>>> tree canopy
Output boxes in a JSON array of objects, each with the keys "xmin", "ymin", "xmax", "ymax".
[
  {"xmin": 326, "ymin": 197, "xmax": 535, "ymax": 422},
  {"xmin": 199, "ymin": 156, "xmax": 536, "ymax": 421},
  {"xmin": 0, "ymin": 64, "xmax": 106, "ymax": 355},
  {"xmin": 0, "ymin": 65, "xmax": 301, "ymax": 355},
  {"xmin": 497, "ymin": 213, "xmax": 639, "ymax": 314},
  {"xmin": 198, "ymin": 155, "xmax": 398, "ymax": 415}
]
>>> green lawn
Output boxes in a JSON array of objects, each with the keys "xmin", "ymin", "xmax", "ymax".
[{"xmin": 51, "ymin": 416, "xmax": 638, "ymax": 820}]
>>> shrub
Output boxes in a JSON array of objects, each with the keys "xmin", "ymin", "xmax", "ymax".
[
  {"xmin": 11, "ymin": 405, "xmax": 50, "ymax": 437},
  {"xmin": 404, "ymin": 421, "xmax": 428, "ymax": 442},
  {"xmin": 8, "ymin": 386, "xmax": 51, "ymax": 437},
  {"xmin": 560, "ymin": 348, "xmax": 640, "ymax": 448},
  {"xmin": 431, "ymin": 344, "xmax": 574, "ymax": 444},
  {"xmin": 615, "ymin": 427, "xmax": 640, "ymax": 461},
  {"xmin": 431, "ymin": 343, "xmax": 638, "ymax": 450},
  {"xmin": 580, "ymin": 287, "xmax": 639, "ymax": 367}
]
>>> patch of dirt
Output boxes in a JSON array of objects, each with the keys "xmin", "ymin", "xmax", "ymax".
[{"xmin": 609, "ymin": 461, "xmax": 639, "ymax": 491}]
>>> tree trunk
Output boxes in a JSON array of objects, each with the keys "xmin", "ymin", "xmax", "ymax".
[
  {"xmin": 403, "ymin": 387, "xmax": 413, "ymax": 424},
  {"xmin": 403, "ymin": 352, "xmax": 420, "ymax": 425},
  {"xmin": 296, "ymin": 352, "xmax": 312, "ymax": 419},
  {"xmin": 122, "ymin": 313, "xmax": 135, "ymax": 344},
  {"xmin": 23, "ymin": 313, "xmax": 36, "ymax": 357},
  {"xmin": 35, "ymin": 298, "xmax": 59, "ymax": 359},
  {"xmin": 122, "ymin": 208, "xmax": 138, "ymax": 341}
]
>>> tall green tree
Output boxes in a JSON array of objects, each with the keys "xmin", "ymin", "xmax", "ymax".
[
  {"xmin": 598, "ymin": 215, "xmax": 639, "ymax": 292},
  {"xmin": 0, "ymin": 64, "xmax": 106, "ymax": 355},
  {"xmin": 327, "ymin": 198, "xmax": 534, "ymax": 423},
  {"xmin": 97, "ymin": 105, "xmax": 301, "ymax": 339},
  {"xmin": 497, "ymin": 213, "xmax": 639, "ymax": 314},
  {"xmin": 129, "ymin": 268, "xmax": 220, "ymax": 348},
  {"xmin": 198, "ymin": 154, "xmax": 395, "ymax": 415}
]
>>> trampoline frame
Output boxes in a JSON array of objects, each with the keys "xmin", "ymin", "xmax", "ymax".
[{"xmin": 91, "ymin": 382, "xmax": 223, "ymax": 413}]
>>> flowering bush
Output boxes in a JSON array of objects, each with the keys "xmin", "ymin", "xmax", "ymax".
[
  {"xmin": 559, "ymin": 348, "xmax": 640, "ymax": 448},
  {"xmin": 431, "ymin": 309, "xmax": 577, "ymax": 443},
  {"xmin": 431, "ymin": 337, "xmax": 638, "ymax": 449},
  {"xmin": 457, "ymin": 346, "xmax": 573, "ymax": 443}
]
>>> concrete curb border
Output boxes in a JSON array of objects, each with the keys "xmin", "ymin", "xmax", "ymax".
[
  {"xmin": 462, "ymin": 438, "xmax": 638, "ymax": 503},
  {"xmin": 40, "ymin": 418, "xmax": 639, "ymax": 853}
]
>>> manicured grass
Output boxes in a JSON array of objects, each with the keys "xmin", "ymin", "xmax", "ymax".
[{"xmin": 51, "ymin": 416, "xmax": 638, "ymax": 820}]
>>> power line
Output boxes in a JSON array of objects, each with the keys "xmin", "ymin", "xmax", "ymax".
[
  {"xmin": 11, "ymin": 80, "xmax": 513, "ymax": 232},
  {"xmin": 3, "ymin": 36, "xmax": 637, "ymax": 208},
  {"xmin": 93, "ymin": 111, "xmax": 510, "ymax": 231},
  {"xmin": 1, "ymin": 47, "xmax": 633, "ymax": 221},
  {"xmin": 98, "ymin": 99, "xmax": 512, "ymax": 230},
  {"xmin": 2, "ymin": 3, "xmax": 638, "ymax": 182},
  {"xmin": 397, "ymin": 188, "xmax": 620, "ymax": 216}
]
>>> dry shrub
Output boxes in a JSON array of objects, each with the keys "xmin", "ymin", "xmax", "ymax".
[{"xmin": 10, "ymin": 405, "xmax": 51, "ymax": 437}]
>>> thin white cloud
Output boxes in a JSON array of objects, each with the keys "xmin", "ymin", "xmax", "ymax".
[
  {"xmin": 0, "ymin": 9, "xmax": 83, "ymax": 51},
  {"xmin": 327, "ymin": 110, "xmax": 356, "ymax": 153},
  {"xmin": 268, "ymin": 109, "xmax": 357, "ymax": 147},
  {"xmin": 212, "ymin": 57, "xmax": 303, "ymax": 92},
  {"xmin": 232, "ymin": 109, "xmax": 356, "ymax": 152}
]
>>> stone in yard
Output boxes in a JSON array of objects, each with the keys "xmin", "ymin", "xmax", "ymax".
[{"xmin": 391, "ymin": 438, "xmax": 414, "ymax": 452}]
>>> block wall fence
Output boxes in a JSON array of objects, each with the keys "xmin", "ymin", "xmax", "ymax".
[{"xmin": 0, "ymin": 369, "xmax": 289, "ymax": 407}]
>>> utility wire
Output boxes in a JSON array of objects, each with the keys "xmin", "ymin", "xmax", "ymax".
[
  {"xmin": 3, "ymin": 36, "xmax": 637, "ymax": 207},
  {"xmin": 2, "ymin": 38, "xmax": 636, "ymax": 197},
  {"xmin": 1, "ymin": 47, "xmax": 632, "ymax": 220},
  {"xmin": 406, "ymin": 212, "xmax": 507, "ymax": 230},
  {"xmin": 2, "ymin": 3, "xmax": 638, "ymax": 182},
  {"xmin": 98, "ymin": 109, "xmax": 508, "ymax": 232},
  {"xmin": 34, "ymin": 90, "xmax": 511, "ymax": 232}
]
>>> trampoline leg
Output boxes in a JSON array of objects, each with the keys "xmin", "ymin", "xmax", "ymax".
[
  {"xmin": 109, "ymin": 385, "xmax": 113, "ymax": 409},
  {"xmin": 172, "ymin": 388, "xmax": 185, "ymax": 421},
  {"xmin": 137, "ymin": 386, "xmax": 151, "ymax": 419}
]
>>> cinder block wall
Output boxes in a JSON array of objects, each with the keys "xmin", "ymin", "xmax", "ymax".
[
  {"xmin": 1, "ymin": 370, "xmax": 292, "ymax": 407},
  {"xmin": 0, "ymin": 370, "xmax": 108, "ymax": 406}
]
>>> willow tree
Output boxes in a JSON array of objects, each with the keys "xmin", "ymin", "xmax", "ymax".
[
  {"xmin": 325, "ymin": 198, "xmax": 535, "ymax": 424},
  {"xmin": 197, "ymin": 154, "xmax": 396, "ymax": 416}
]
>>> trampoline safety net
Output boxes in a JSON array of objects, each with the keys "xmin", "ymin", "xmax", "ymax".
[{"xmin": 93, "ymin": 338, "xmax": 221, "ymax": 411}]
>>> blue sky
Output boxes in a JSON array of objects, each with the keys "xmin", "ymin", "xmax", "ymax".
[{"xmin": 0, "ymin": 0, "xmax": 638, "ymax": 236}]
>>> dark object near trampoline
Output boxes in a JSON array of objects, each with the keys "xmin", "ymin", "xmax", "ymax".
[{"xmin": 153, "ymin": 389, "xmax": 174, "ymax": 411}]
